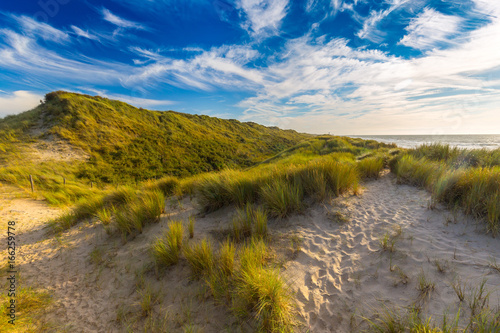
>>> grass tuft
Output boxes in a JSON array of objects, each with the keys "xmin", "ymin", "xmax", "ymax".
[
  {"xmin": 183, "ymin": 238, "xmax": 215, "ymax": 278},
  {"xmin": 357, "ymin": 156, "xmax": 385, "ymax": 179},
  {"xmin": 261, "ymin": 178, "xmax": 303, "ymax": 218},
  {"xmin": 152, "ymin": 221, "xmax": 184, "ymax": 267}
]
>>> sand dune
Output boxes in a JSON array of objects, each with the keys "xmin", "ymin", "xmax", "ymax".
[{"xmin": 1, "ymin": 170, "xmax": 499, "ymax": 332}]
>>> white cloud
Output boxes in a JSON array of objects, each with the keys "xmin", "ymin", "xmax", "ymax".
[
  {"xmin": 0, "ymin": 91, "xmax": 43, "ymax": 117},
  {"xmin": 1, "ymin": 3, "xmax": 499, "ymax": 135},
  {"xmin": 11, "ymin": 15, "xmax": 69, "ymax": 43},
  {"xmin": 0, "ymin": 30, "xmax": 128, "ymax": 84},
  {"xmin": 101, "ymin": 8, "xmax": 146, "ymax": 30},
  {"xmin": 71, "ymin": 26, "xmax": 100, "ymax": 41},
  {"xmin": 126, "ymin": 44, "xmax": 264, "ymax": 91},
  {"xmin": 238, "ymin": 13, "xmax": 500, "ymax": 134},
  {"xmin": 236, "ymin": 0, "xmax": 289, "ymax": 37},
  {"xmin": 399, "ymin": 8, "xmax": 462, "ymax": 50},
  {"xmin": 356, "ymin": 0, "xmax": 412, "ymax": 43}
]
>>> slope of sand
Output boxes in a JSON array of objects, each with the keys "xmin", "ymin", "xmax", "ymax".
[
  {"xmin": 1, "ymin": 170, "xmax": 499, "ymax": 332},
  {"xmin": 283, "ymin": 170, "xmax": 500, "ymax": 332}
]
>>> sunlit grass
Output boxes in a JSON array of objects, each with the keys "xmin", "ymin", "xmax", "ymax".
[{"xmin": 151, "ymin": 221, "xmax": 184, "ymax": 267}]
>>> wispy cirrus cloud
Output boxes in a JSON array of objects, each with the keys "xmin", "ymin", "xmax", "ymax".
[
  {"xmin": 126, "ymin": 44, "xmax": 264, "ymax": 91},
  {"xmin": 7, "ymin": 14, "xmax": 69, "ymax": 43},
  {"xmin": 71, "ymin": 25, "xmax": 100, "ymax": 41},
  {"xmin": 0, "ymin": 29, "xmax": 128, "ymax": 85},
  {"xmin": 237, "ymin": 7, "xmax": 500, "ymax": 134},
  {"xmin": 399, "ymin": 8, "xmax": 462, "ymax": 50},
  {"xmin": 101, "ymin": 8, "xmax": 146, "ymax": 30},
  {"xmin": 355, "ymin": 0, "xmax": 413, "ymax": 43},
  {"xmin": 235, "ymin": 0, "xmax": 290, "ymax": 37}
]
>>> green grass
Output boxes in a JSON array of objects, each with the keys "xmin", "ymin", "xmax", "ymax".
[
  {"xmin": 183, "ymin": 238, "xmax": 215, "ymax": 278},
  {"xmin": 144, "ymin": 176, "xmax": 179, "ymax": 196},
  {"xmin": 218, "ymin": 239, "xmax": 236, "ymax": 277},
  {"xmin": 252, "ymin": 206, "xmax": 268, "ymax": 239},
  {"xmin": 0, "ymin": 161, "xmax": 99, "ymax": 205},
  {"xmin": 194, "ymin": 156, "xmax": 360, "ymax": 215},
  {"xmin": 231, "ymin": 238, "xmax": 295, "ymax": 332},
  {"xmin": 411, "ymin": 143, "xmax": 500, "ymax": 168},
  {"xmin": 151, "ymin": 221, "xmax": 184, "ymax": 268},
  {"xmin": 367, "ymin": 280, "xmax": 500, "ymax": 333},
  {"xmin": 232, "ymin": 204, "xmax": 254, "ymax": 241},
  {"xmin": 48, "ymin": 185, "xmax": 165, "ymax": 237},
  {"xmin": 116, "ymin": 189, "xmax": 165, "ymax": 236},
  {"xmin": 357, "ymin": 156, "xmax": 385, "ymax": 179},
  {"xmin": 0, "ymin": 286, "xmax": 54, "ymax": 332},
  {"xmin": 96, "ymin": 208, "xmax": 112, "ymax": 226},
  {"xmin": 154, "ymin": 233, "xmax": 295, "ymax": 332},
  {"xmin": 394, "ymin": 155, "xmax": 444, "ymax": 189},
  {"xmin": 261, "ymin": 178, "xmax": 303, "ymax": 218},
  {"xmin": 379, "ymin": 232, "xmax": 397, "ymax": 252},
  {"xmin": 416, "ymin": 271, "xmax": 436, "ymax": 301},
  {"xmin": 393, "ymin": 150, "xmax": 500, "ymax": 235},
  {"xmin": 188, "ymin": 216, "xmax": 195, "ymax": 239},
  {"xmin": 234, "ymin": 265, "xmax": 295, "ymax": 332}
]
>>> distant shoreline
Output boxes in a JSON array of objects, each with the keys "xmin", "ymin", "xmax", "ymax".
[{"xmin": 346, "ymin": 134, "xmax": 500, "ymax": 149}]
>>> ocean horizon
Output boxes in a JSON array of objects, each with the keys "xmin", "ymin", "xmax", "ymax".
[{"xmin": 347, "ymin": 134, "xmax": 500, "ymax": 150}]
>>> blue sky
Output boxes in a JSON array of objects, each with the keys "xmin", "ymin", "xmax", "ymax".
[{"xmin": 0, "ymin": 0, "xmax": 499, "ymax": 134}]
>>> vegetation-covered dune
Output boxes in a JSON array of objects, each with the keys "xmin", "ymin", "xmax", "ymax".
[
  {"xmin": 0, "ymin": 91, "xmax": 313, "ymax": 205},
  {"xmin": 0, "ymin": 91, "xmax": 309, "ymax": 181}
]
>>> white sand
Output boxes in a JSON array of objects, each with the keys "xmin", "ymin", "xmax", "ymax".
[
  {"xmin": 1, "ymin": 170, "xmax": 499, "ymax": 332},
  {"xmin": 283, "ymin": 170, "xmax": 500, "ymax": 332}
]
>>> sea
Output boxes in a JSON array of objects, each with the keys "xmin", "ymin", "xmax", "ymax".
[{"xmin": 347, "ymin": 135, "xmax": 500, "ymax": 150}]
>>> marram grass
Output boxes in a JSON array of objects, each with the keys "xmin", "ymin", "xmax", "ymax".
[
  {"xmin": 261, "ymin": 178, "xmax": 303, "ymax": 218},
  {"xmin": 183, "ymin": 238, "xmax": 215, "ymax": 278},
  {"xmin": 152, "ymin": 221, "xmax": 184, "ymax": 267},
  {"xmin": 194, "ymin": 155, "xmax": 361, "ymax": 214},
  {"xmin": 393, "ymin": 150, "xmax": 500, "ymax": 236},
  {"xmin": 357, "ymin": 156, "xmax": 385, "ymax": 179}
]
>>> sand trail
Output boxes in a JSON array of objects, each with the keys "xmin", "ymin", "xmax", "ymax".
[{"xmin": 284, "ymin": 170, "xmax": 500, "ymax": 332}]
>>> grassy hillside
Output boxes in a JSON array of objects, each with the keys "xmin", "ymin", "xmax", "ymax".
[{"xmin": 0, "ymin": 91, "xmax": 309, "ymax": 184}]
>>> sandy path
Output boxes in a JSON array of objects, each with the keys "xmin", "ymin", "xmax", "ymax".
[{"xmin": 284, "ymin": 170, "xmax": 500, "ymax": 332}]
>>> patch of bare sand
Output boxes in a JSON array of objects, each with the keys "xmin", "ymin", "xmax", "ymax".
[
  {"xmin": 0, "ymin": 195, "xmax": 242, "ymax": 332},
  {"xmin": 28, "ymin": 137, "xmax": 89, "ymax": 162},
  {"xmin": 282, "ymin": 171, "xmax": 500, "ymax": 332}
]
